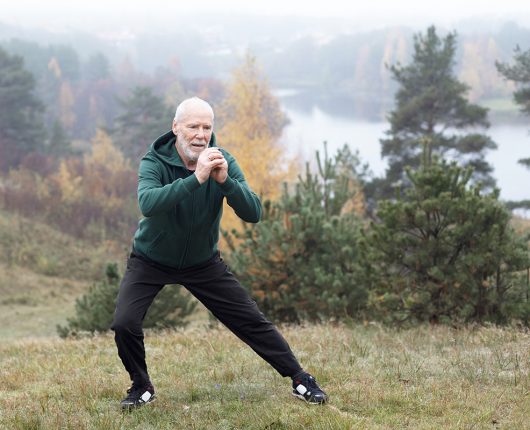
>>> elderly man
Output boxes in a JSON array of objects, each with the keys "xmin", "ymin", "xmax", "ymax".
[{"xmin": 111, "ymin": 97, "xmax": 328, "ymax": 409}]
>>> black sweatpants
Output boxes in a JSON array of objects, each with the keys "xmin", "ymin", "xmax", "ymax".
[{"xmin": 111, "ymin": 251, "xmax": 303, "ymax": 387}]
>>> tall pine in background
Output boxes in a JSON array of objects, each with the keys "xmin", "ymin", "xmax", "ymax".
[
  {"xmin": 378, "ymin": 26, "xmax": 496, "ymax": 199},
  {"xmin": 112, "ymin": 86, "xmax": 173, "ymax": 162},
  {"xmin": 0, "ymin": 48, "xmax": 46, "ymax": 170},
  {"xmin": 497, "ymin": 46, "xmax": 530, "ymax": 120}
]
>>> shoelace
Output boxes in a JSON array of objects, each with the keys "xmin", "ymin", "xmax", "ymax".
[
  {"xmin": 295, "ymin": 375, "xmax": 320, "ymax": 393},
  {"xmin": 304, "ymin": 376, "xmax": 319, "ymax": 390},
  {"xmin": 125, "ymin": 386, "xmax": 145, "ymax": 401}
]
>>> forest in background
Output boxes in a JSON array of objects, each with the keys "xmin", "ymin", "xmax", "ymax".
[
  {"xmin": 1, "ymin": 21, "xmax": 530, "ymax": 335},
  {"xmin": 1, "ymin": 18, "xmax": 530, "ymax": 145}
]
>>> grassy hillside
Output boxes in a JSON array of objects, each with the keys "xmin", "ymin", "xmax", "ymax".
[
  {"xmin": 1, "ymin": 324, "xmax": 529, "ymax": 429},
  {"xmin": 1, "ymin": 210, "xmax": 529, "ymax": 428},
  {"xmin": 2, "ymin": 207, "xmax": 530, "ymax": 340},
  {"xmin": 0, "ymin": 209, "xmax": 128, "ymax": 339}
]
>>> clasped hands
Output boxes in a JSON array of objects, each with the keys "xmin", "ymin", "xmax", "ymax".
[{"xmin": 194, "ymin": 148, "xmax": 228, "ymax": 184}]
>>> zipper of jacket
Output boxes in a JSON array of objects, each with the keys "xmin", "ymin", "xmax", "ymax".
[{"xmin": 178, "ymin": 173, "xmax": 196, "ymax": 269}]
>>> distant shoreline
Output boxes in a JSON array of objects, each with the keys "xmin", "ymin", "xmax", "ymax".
[{"xmin": 274, "ymin": 87, "xmax": 527, "ymax": 126}]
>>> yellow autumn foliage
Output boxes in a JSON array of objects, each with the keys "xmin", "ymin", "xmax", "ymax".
[
  {"xmin": 84, "ymin": 129, "xmax": 130, "ymax": 175},
  {"xmin": 217, "ymin": 54, "xmax": 295, "ymax": 200},
  {"xmin": 216, "ymin": 54, "xmax": 297, "ymax": 241},
  {"xmin": 54, "ymin": 160, "xmax": 82, "ymax": 203}
]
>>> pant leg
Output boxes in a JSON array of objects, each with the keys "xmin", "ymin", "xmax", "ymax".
[
  {"xmin": 111, "ymin": 253, "xmax": 172, "ymax": 386},
  {"xmin": 179, "ymin": 254, "xmax": 303, "ymax": 378}
]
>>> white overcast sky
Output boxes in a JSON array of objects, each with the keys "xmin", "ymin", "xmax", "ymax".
[{"xmin": 2, "ymin": 0, "xmax": 530, "ymax": 32}]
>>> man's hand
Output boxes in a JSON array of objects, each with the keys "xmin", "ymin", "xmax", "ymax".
[
  {"xmin": 210, "ymin": 154, "xmax": 228, "ymax": 184},
  {"xmin": 194, "ymin": 148, "xmax": 226, "ymax": 184}
]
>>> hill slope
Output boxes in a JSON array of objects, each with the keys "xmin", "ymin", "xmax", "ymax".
[
  {"xmin": 1, "ymin": 324, "xmax": 529, "ymax": 429},
  {"xmin": 0, "ymin": 209, "xmax": 127, "ymax": 338}
]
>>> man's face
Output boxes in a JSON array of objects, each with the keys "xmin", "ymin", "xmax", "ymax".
[{"xmin": 173, "ymin": 108, "xmax": 214, "ymax": 164}]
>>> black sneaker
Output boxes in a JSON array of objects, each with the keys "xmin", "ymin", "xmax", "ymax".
[
  {"xmin": 292, "ymin": 373, "xmax": 328, "ymax": 404},
  {"xmin": 120, "ymin": 384, "xmax": 156, "ymax": 410}
]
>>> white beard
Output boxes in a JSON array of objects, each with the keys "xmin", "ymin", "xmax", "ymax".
[{"xmin": 176, "ymin": 134, "xmax": 202, "ymax": 162}]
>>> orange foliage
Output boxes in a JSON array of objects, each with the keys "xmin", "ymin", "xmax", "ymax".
[
  {"xmin": 53, "ymin": 159, "xmax": 82, "ymax": 203},
  {"xmin": 216, "ymin": 54, "xmax": 297, "ymax": 242},
  {"xmin": 217, "ymin": 53, "xmax": 295, "ymax": 200},
  {"xmin": 0, "ymin": 130, "xmax": 137, "ymax": 240}
]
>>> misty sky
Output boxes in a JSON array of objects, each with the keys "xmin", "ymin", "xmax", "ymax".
[{"xmin": 3, "ymin": 0, "xmax": 530, "ymax": 33}]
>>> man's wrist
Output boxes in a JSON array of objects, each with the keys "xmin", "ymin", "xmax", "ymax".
[
  {"xmin": 194, "ymin": 171, "xmax": 208, "ymax": 184},
  {"xmin": 218, "ymin": 175, "xmax": 236, "ymax": 195}
]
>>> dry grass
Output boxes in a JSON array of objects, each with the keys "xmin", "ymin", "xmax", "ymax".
[
  {"xmin": 1, "ymin": 210, "xmax": 529, "ymax": 428},
  {"xmin": 1, "ymin": 324, "xmax": 528, "ymax": 429},
  {"xmin": 511, "ymin": 216, "xmax": 530, "ymax": 238},
  {"xmin": 0, "ymin": 209, "xmax": 128, "ymax": 280},
  {"xmin": 0, "ymin": 209, "xmax": 127, "ymax": 339},
  {"xmin": 0, "ymin": 262, "xmax": 92, "ymax": 339}
]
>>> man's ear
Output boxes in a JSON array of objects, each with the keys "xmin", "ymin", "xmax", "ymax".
[{"xmin": 172, "ymin": 119, "xmax": 178, "ymax": 135}]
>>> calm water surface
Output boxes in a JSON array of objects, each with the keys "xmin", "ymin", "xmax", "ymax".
[{"xmin": 279, "ymin": 102, "xmax": 530, "ymax": 202}]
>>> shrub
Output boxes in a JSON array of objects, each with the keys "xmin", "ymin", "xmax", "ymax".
[
  {"xmin": 57, "ymin": 263, "xmax": 197, "ymax": 337},
  {"xmin": 361, "ymin": 148, "xmax": 529, "ymax": 325},
  {"xmin": 225, "ymin": 144, "xmax": 367, "ymax": 323}
]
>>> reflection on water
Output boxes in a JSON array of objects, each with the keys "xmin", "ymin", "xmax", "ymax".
[
  {"xmin": 277, "ymin": 88, "xmax": 392, "ymax": 121},
  {"xmin": 277, "ymin": 91, "xmax": 530, "ymax": 202}
]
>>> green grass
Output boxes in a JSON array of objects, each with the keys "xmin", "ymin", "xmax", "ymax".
[{"xmin": 1, "ymin": 324, "xmax": 528, "ymax": 429}]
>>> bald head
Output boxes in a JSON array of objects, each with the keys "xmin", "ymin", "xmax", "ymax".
[
  {"xmin": 172, "ymin": 97, "xmax": 215, "ymax": 166},
  {"xmin": 174, "ymin": 97, "xmax": 214, "ymax": 125}
]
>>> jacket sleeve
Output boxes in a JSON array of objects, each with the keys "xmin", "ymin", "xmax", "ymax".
[
  {"xmin": 217, "ymin": 155, "xmax": 262, "ymax": 223},
  {"xmin": 137, "ymin": 157, "xmax": 200, "ymax": 217}
]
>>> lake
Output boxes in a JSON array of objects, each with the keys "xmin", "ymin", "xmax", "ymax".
[{"xmin": 278, "ymin": 95, "xmax": 530, "ymax": 202}]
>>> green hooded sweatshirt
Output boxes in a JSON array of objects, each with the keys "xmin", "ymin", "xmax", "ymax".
[{"xmin": 132, "ymin": 130, "xmax": 262, "ymax": 269}]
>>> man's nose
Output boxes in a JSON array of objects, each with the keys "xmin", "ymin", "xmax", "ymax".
[{"xmin": 196, "ymin": 127, "xmax": 206, "ymax": 139}]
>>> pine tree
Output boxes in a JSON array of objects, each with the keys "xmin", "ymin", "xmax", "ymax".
[
  {"xmin": 361, "ymin": 143, "xmax": 528, "ymax": 325},
  {"xmin": 112, "ymin": 86, "xmax": 173, "ymax": 162},
  {"xmin": 378, "ymin": 26, "xmax": 496, "ymax": 199},
  {"xmin": 57, "ymin": 263, "xmax": 197, "ymax": 337},
  {"xmin": 0, "ymin": 47, "xmax": 46, "ymax": 170},
  {"xmin": 496, "ymin": 46, "xmax": 530, "ymax": 169},
  {"xmin": 225, "ymin": 144, "xmax": 367, "ymax": 323},
  {"xmin": 46, "ymin": 119, "xmax": 71, "ymax": 156},
  {"xmin": 83, "ymin": 52, "xmax": 111, "ymax": 81}
]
